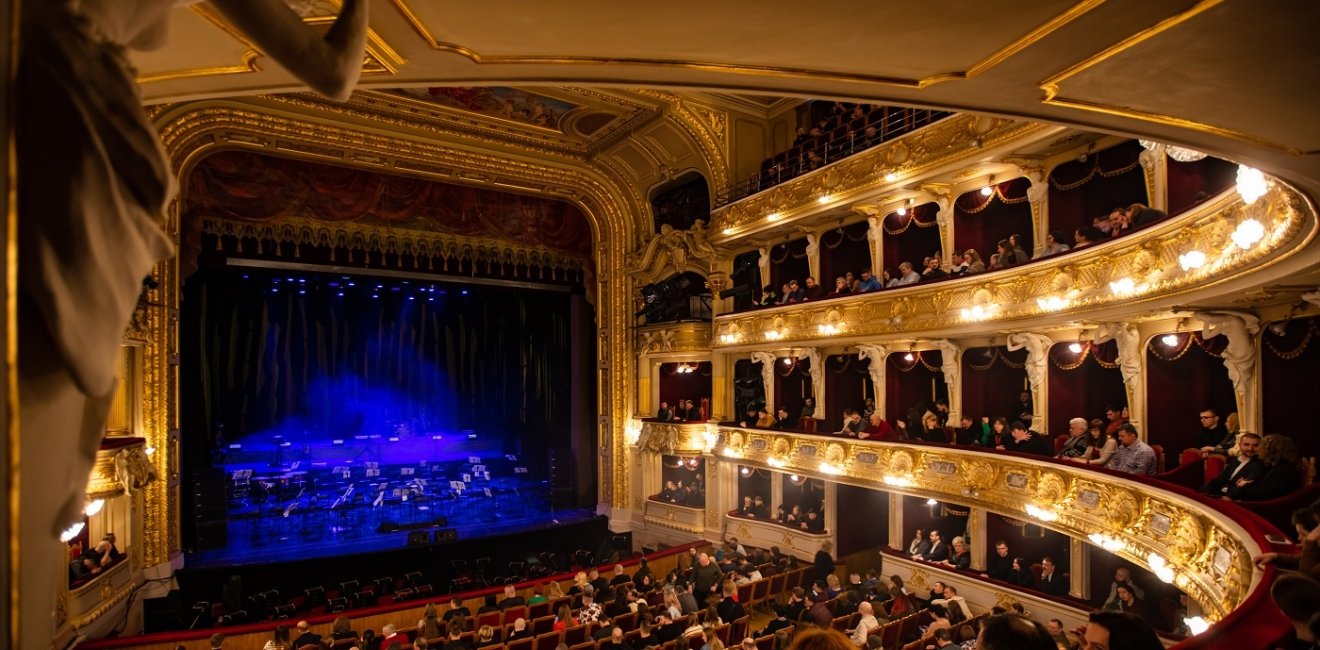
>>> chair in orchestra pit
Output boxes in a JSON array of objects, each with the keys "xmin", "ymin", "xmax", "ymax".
[
  {"xmin": 303, "ymin": 586, "xmax": 325, "ymax": 610},
  {"xmin": 326, "ymin": 597, "xmax": 347, "ymax": 613},
  {"xmin": 475, "ymin": 557, "xmax": 493, "ymax": 586},
  {"xmin": 404, "ymin": 571, "xmax": 424, "ymax": 587},
  {"xmin": 507, "ymin": 561, "xmax": 526, "ymax": 580}
]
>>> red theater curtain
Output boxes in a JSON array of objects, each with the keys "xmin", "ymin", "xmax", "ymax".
[
  {"xmin": 774, "ymin": 356, "xmax": 813, "ymax": 419},
  {"xmin": 1263, "ymin": 316, "xmax": 1320, "ymax": 458},
  {"xmin": 961, "ymin": 347, "xmax": 1029, "ymax": 424},
  {"xmin": 1046, "ymin": 140, "xmax": 1147, "ymax": 245},
  {"xmin": 657, "ymin": 362, "xmax": 712, "ymax": 416},
  {"xmin": 1145, "ymin": 333, "xmax": 1235, "ymax": 453},
  {"xmin": 881, "ymin": 202, "xmax": 941, "ymax": 278},
  {"xmin": 824, "ymin": 354, "xmax": 871, "ymax": 432},
  {"xmin": 1167, "ymin": 156, "xmax": 1238, "ymax": 216},
  {"xmin": 769, "ymin": 237, "xmax": 811, "ymax": 289},
  {"xmin": 1047, "ymin": 341, "xmax": 1127, "ymax": 436},
  {"xmin": 885, "ymin": 351, "xmax": 945, "ymax": 428},
  {"xmin": 819, "ymin": 220, "xmax": 872, "ymax": 285},
  {"xmin": 954, "ymin": 177, "xmax": 1033, "ymax": 260}
]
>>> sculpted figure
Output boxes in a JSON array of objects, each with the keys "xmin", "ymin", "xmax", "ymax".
[
  {"xmin": 803, "ymin": 347, "xmax": 824, "ymax": 420},
  {"xmin": 1196, "ymin": 311, "xmax": 1262, "ymax": 398},
  {"xmin": 1006, "ymin": 332, "xmax": 1052, "ymax": 396},
  {"xmin": 1095, "ymin": 323, "xmax": 1142, "ymax": 392},
  {"xmin": 750, "ymin": 351, "xmax": 777, "ymax": 405},
  {"xmin": 17, "ymin": 1, "xmax": 367, "ymax": 639},
  {"xmin": 855, "ymin": 344, "xmax": 888, "ymax": 412}
]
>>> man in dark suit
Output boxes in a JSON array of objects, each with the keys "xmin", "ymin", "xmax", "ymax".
[
  {"xmin": 497, "ymin": 583, "xmax": 526, "ymax": 609},
  {"xmin": 1035, "ymin": 557, "xmax": 1068, "ymax": 596},
  {"xmin": 1201, "ymin": 432, "xmax": 1264, "ymax": 496},
  {"xmin": 291, "ymin": 620, "xmax": 322, "ymax": 648},
  {"xmin": 923, "ymin": 530, "xmax": 950, "ymax": 563},
  {"xmin": 1000, "ymin": 421, "xmax": 1051, "ymax": 456}
]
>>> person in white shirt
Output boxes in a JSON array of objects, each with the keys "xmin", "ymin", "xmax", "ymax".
[
  {"xmin": 931, "ymin": 584, "xmax": 972, "ymax": 620},
  {"xmin": 894, "ymin": 262, "xmax": 921, "ymax": 286},
  {"xmin": 849, "ymin": 601, "xmax": 880, "ymax": 646}
]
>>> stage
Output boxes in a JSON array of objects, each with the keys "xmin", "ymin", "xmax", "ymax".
[{"xmin": 187, "ymin": 432, "xmax": 591, "ymax": 569}]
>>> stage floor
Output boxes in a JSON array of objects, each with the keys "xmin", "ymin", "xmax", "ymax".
[{"xmin": 187, "ymin": 434, "xmax": 591, "ymax": 569}]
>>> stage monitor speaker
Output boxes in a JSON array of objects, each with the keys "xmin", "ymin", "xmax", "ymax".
[
  {"xmin": 407, "ymin": 531, "xmax": 431, "ymax": 546},
  {"xmin": 611, "ymin": 532, "xmax": 633, "ymax": 554},
  {"xmin": 433, "ymin": 528, "xmax": 458, "ymax": 544}
]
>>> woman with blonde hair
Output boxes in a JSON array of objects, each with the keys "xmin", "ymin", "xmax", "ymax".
[
  {"xmin": 569, "ymin": 571, "xmax": 590, "ymax": 595},
  {"xmin": 475, "ymin": 624, "xmax": 500, "ymax": 648},
  {"xmin": 546, "ymin": 580, "xmax": 565, "ymax": 600},
  {"xmin": 963, "ymin": 249, "xmax": 987, "ymax": 273},
  {"xmin": 824, "ymin": 573, "xmax": 842, "ymax": 598}
]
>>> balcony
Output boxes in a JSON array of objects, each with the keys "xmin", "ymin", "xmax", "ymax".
[
  {"xmin": 708, "ymin": 425, "xmax": 1279, "ymax": 627},
  {"xmin": 711, "ymin": 181, "xmax": 1312, "ymax": 349}
]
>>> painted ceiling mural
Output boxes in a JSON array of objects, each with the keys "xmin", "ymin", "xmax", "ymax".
[{"xmin": 391, "ymin": 86, "xmax": 581, "ymax": 129}]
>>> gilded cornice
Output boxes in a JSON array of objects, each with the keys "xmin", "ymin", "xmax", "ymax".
[
  {"xmin": 636, "ymin": 323, "xmax": 713, "ymax": 357},
  {"xmin": 709, "ymin": 115, "xmax": 1059, "ymax": 241},
  {"xmin": 714, "ymin": 427, "xmax": 1259, "ymax": 621},
  {"xmin": 711, "ymin": 184, "xmax": 1314, "ymax": 349},
  {"xmin": 631, "ymin": 89, "xmax": 731, "ymax": 191},
  {"xmin": 636, "ymin": 421, "xmax": 710, "ymax": 456}
]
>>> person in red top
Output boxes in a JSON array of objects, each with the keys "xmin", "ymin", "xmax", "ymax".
[
  {"xmin": 1104, "ymin": 404, "xmax": 1128, "ymax": 438},
  {"xmin": 860, "ymin": 413, "xmax": 896, "ymax": 440}
]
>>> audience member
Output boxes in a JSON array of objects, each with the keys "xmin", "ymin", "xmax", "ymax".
[
  {"xmin": 1035, "ymin": 556, "xmax": 1067, "ymax": 596},
  {"xmin": 1057, "ymin": 417, "xmax": 1092, "ymax": 458},
  {"xmin": 857, "ymin": 269, "xmax": 882, "ymax": 292},
  {"xmin": 1082, "ymin": 610, "xmax": 1162, "ymax": 650},
  {"xmin": 1109, "ymin": 424, "xmax": 1157, "ymax": 475},
  {"xmin": 1035, "ymin": 230, "xmax": 1070, "ymax": 258},
  {"xmin": 999, "ymin": 421, "xmax": 1050, "ymax": 456},
  {"xmin": 1271, "ymin": 573, "xmax": 1320, "ymax": 649},
  {"xmin": 1201, "ymin": 432, "xmax": 1263, "ymax": 496},
  {"xmin": 983, "ymin": 540, "xmax": 1012, "ymax": 581},
  {"xmin": 1231, "ymin": 433, "xmax": 1304, "ymax": 500},
  {"xmin": 894, "ymin": 262, "xmax": 921, "ymax": 286},
  {"xmin": 975, "ymin": 613, "xmax": 1057, "ymax": 650},
  {"xmin": 1196, "ymin": 408, "xmax": 1233, "ymax": 452},
  {"xmin": 292, "ymin": 620, "xmax": 322, "ymax": 648}
]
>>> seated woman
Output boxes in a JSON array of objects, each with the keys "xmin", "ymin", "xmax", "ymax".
[
  {"xmin": 1005, "ymin": 557, "xmax": 1034, "ymax": 588},
  {"xmin": 1229, "ymin": 433, "xmax": 1305, "ymax": 501},
  {"xmin": 917, "ymin": 412, "xmax": 948, "ymax": 443},
  {"xmin": 941, "ymin": 537, "xmax": 971, "ymax": 571},
  {"xmin": 475, "ymin": 624, "xmax": 501, "ymax": 648},
  {"xmin": 1034, "ymin": 230, "xmax": 1071, "ymax": 258},
  {"xmin": 1076, "ymin": 419, "xmax": 1118, "ymax": 468},
  {"xmin": 758, "ymin": 285, "xmax": 779, "ymax": 307},
  {"xmin": 964, "ymin": 249, "xmax": 987, "ymax": 273}
]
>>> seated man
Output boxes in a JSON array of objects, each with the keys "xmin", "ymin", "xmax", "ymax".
[
  {"xmin": 1057, "ymin": 417, "xmax": 1092, "ymax": 458},
  {"xmin": 1035, "ymin": 556, "xmax": 1068, "ymax": 596},
  {"xmin": 1195, "ymin": 408, "xmax": 1233, "ymax": 454},
  {"xmin": 849, "ymin": 601, "xmax": 880, "ymax": 646},
  {"xmin": 857, "ymin": 269, "xmax": 883, "ymax": 293},
  {"xmin": 998, "ymin": 421, "xmax": 1051, "ymax": 456},
  {"xmin": 1109, "ymin": 424, "xmax": 1158, "ymax": 475},
  {"xmin": 860, "ymin": 413, "xmax": 896, "ymax": 440},
  {"xmin": 834, "ymin": 408, "xmax": 863, "ymax": 437},
  {"xmin": 893, "ymin": 262, "xmax": 921, "ymax": 286},
  {"xmin": 771, "ymin": 407, "xmax": 796, "ymax": 431},
  {"xmin": 1201, "ymin": 432, "xmax": 1263, "ymax": 496}
]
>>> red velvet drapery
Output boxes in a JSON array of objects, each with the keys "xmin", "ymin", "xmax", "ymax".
[
  {"xmin": 1046, "ymin": 140, "xmax": 1148, "ymax": 246},
  {"xmin": 768, "ymin": 237, "xmax": 811, "ymax": 290},
  {"xmin": 953, "ymin": 177, "xmax": 1033, "ymax": 260},
  {"xmin": 1046, "ymin": 341, "xmax": 1127, "ymax": 437},
  {"xmin": 823, "ymin": 354, "xmax": 871, "ymax": 432},
  {"xmin": 657, "ymin": 362, "xmax": 712, "ymax": 416},
  {"xmin": 961, "ymin": 347, "xmax": 1029, "ymax": 424},
  {"xmin": 1167, "ymin": 155, "xmax": 1238, "ymax": 216},
  {"xmin": 819, "ymin": 220, "xmax": 872, "ymax": 285},
  {"xmin": 885, "ymin": 351, "xmax": 945, "ymax": 426},
  {"xmin": 1145, "ymin": 333, "xmax": 1235, "ymax": 453},
  {"xmin": 901, "ymin": 495, "xmax": 969, "ymax": 553},
  {"xmin": 881, "ymin": 202, "xmax": 941, "ymax": 277},
  {"xmin": 1262, "ymin": 316, "xmax": 1320, "ymax": 459},
  {"xmin": 773, "ymin": 356, "xmax": 813, "ymax": 419},
  {"xmin": 183, "ymin": 150, "xmax": 592, "ymax": 253}
]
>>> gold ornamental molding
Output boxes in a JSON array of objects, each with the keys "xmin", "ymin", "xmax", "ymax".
[
  {"xmin": 711, "ymin": 183, "xmax": 1315, "ymax": 349},
  {"xmin": 386, "ymin": 0, "xmax": 1103, "ymax": 90},
  {"xmin": 708, "ymin": 115, "xmax": 1060, "ymax": 241},
  {"xmin": 148, "ymin": 100, "xmax": 642, "ymax": 558},
  {"xmin": 636, "ymin": 323, "xmax": 713, "ymax": 357},
  {"xmin": 636, "ymin": 421, "xmax": 712, "ymax": 457},
  {"xmin": 1038, "ymin": 0, "xmax": 1316, "ymax": 157},
  {"xmin": 714, "ymin": 426, "xmax": 1260, "ymax": 621},
  {"xmin": 139, "ymin": 5, "xmax": 405, "ymax": 85},
  {"xmin": 643, "ymin": 500, "xmax": 706, "ymax": 534},
  {"xmin": 199, "ymin": 215, "xmax": 591, "ymax": 278}
]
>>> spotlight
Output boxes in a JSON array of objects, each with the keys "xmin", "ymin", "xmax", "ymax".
[
  {"xmin": 740, "ymin": 467, "xmax": 751, "ymax": 477},
  {"xmin": 817, "ymin": 195, "xmax": 831, "ymax": 205},
  {"xmin": 903, "ymin": 352, "xmax": 915, "ymax": 362},
  {"xmin": 1161, "ymin": 334, "xmax": 1180, "ymax": 347},
  {"xmin": 1231, "ymin": 219, "xmax": 1265, "ymax": 249},
  {"xmin": 1067, "ymin": 342, "xmax": 1084, "ymax": 354},
  {"xmin": 884, "ymin": 173, "xmax": 898, "ymax": 182},
  {"xmin": 980, "ymin": 186, "xmax": 993, "ymax": 197},
  {"xmin": 1178, "ymin": 250, "xmax": 1207, "ymax": 271}
]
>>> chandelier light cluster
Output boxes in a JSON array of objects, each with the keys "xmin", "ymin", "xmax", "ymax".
[
  {"xmin": 1236, "ymin": 165, "xmax": 1268, "ymax": 205},
  {"xmin": 1087, "ymin": 532, "xmax": 1127, "ymax": 553},
  {"xmin": 1024, "ymin": 503, "xmax": 1059, "ymax": 522},
  {"xmin": 960, "ymin": 303, "xmax": 999, "ymax": 322}
]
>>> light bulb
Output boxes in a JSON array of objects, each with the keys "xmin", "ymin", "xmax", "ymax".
[
  {"xmin": 1179, "ymin": 250, "xmax": 1207, "ymax": 270},
  {"xmin": 1231, "ymin": 219, "xmax": 1265, "ymax": 250},
  {"xmin": 59, "ymin": 522, "xmax": 85, "ymax": 543},
  {"xmin": 1161, "ymin": 334, "xmax": 1180, "ymax": 347},
  {"xmin": 1236, "ymin": 165, "xmax": 1267, "ymax": 205},
  {"xmin": 1067, "ymin": 342, "xmax": 1084, "ymax": 354},
  {"xmin": 896, "ymin": 207, "xmax": 907, "ymax": 216},
  {"xmin": 980, "ymin": 186, "xmax": 993, "ymax": 196}
]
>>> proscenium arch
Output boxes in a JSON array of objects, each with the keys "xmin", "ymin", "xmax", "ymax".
[{"xmin": 145, "ymin": 100, "xmax": 645, "ymax": 563}]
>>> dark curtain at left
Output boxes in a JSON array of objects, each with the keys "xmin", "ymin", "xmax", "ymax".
[
  {"xmin": 824, "ymin": 354, "xmax": 870, "ymax": 432},
  {"xmin": 1145, "ymin": 333, "xmax": 1235, "ymax": 453},
  {"xmin": 1047, "ymin": 341, "xmax": 1126, "ymax": 437},
  {"xmin": 181, "ymin": 267, "xmax": 574, "ymax": 460}
]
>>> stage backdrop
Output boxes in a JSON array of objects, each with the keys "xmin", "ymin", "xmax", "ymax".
[{"xmin": 180, "ymin": 267, "xmax": 581, "ymax": 465}]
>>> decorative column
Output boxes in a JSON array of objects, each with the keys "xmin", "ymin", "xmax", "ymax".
[
  {"xmin": 1070, "ymin": 537, "xmax": 1088, "ymax": 600},
  {"xmin": 856, "ymin": 344, "xmax": 889, "ymax": 422},
  {"xmin": 933, "ymin": 339, "xmax": 962, "ymax": 425},
  {"xmin": 706, "ymin": 457, "xmax": 733, "ymax": 541},
  {"xmin": 706, "ymin": 265, "xmax": 731, "ymax": 316},
  {"xmin": 709, "ymin": 352, "xmax": 730, "ymax": 422},
  {"xmin": 758, "ymin": 247, "xmax": 771, "ymax": 293},
  {"xmin": 1026, "ymin": 170, "xmax": 1050, "ymax": 258},
  {"xmin": 967, "ymin": 506, "xmax": 985, "ymax": 572},
  {"xmin": 637, "ymin": 356, "xmax": 654, "ymax": 418},
  {"xmin": 771, "ymin": 472, "xmax": 784, "ymax": 518},
  {"xmin": 1138, "ymin": 143, "xmax": 1169, "ymax": 211},
  {"xmin": 865, "ymin": 212, "xmax": 884, "ymax": 277},
  {"xmin": 805, "ymin": 232, "xmax": 821, "ymax": 284},
  {"xmin": 1195, "ymin": 311, "xmax": 1263, "ymax": 432},
  {"xmin": 822, "ymin": 480, "xmax": 839, "ymax": 553},
  {"xmin": 804, "ymin": 347, "xmax": 825, "ymax": 420},
  {"xmin": 933, "ymin": 191, "xmax": 954, "ymax": 266},
  {"xmin": 1095, "ymin": 322, "xmax": 1145, "ymax": 433},
  {"xmin": 750, "ymin": 351, "xmax": 777, "ymax": 413},
  {"xmin": 888, "ymin": 492, "xmax": 903, "ymax": 551},
  {"xmin": 1006, "ymin": 332, "xmax": 1053, "ymax": 434}
]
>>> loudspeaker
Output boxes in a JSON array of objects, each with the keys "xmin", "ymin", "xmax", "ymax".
[
  {"xmin": 433, "ymin": 528, "xmax": 458, "ymax": 544},
  {"xmin": 407, "ymin": 531, "xmax": 431, "ymax": 546}
]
